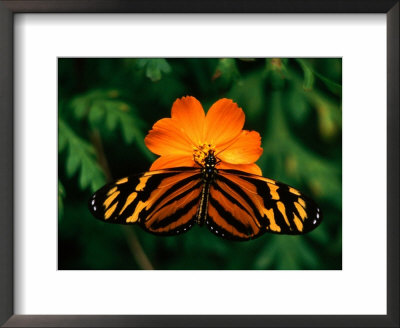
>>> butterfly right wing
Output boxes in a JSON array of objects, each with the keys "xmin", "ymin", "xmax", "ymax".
[
  {"xmin": 89, "ymin": 167, "xmax": 203, "ymax": 236},
  {"xmin": 205, "ymin": 169, "xmax": 322, "ymax": 241}
]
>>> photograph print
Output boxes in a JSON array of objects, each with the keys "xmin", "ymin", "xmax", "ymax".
[{"xmin": 58, "ymin": 58, "xmax": 342, "ymax": 270}]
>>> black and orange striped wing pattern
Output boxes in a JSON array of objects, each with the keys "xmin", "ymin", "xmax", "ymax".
[
  {"xmin": 89, "ymin": 168, "xmax": 322, "ymax": 240},
  {"xmin": 205, "ymin": 169, "xmax": 322, "ymax": 240},
  {"xmin": 89, "ymin": 168, "xmax": 203, "ymax": 235}
]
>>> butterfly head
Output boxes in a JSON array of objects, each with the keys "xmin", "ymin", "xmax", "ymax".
[
  {"xmin": 202, "ymin": 151, "xmax": 218, "ymax": 182},
  {"xmin": 205, "ymin": 150, "xmax": 217, "ymax": 166}
]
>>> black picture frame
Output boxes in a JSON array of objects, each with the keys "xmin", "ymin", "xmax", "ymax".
[{"xmin": 0, "ymin": 1, "xmax": 398, "ymax": 327}]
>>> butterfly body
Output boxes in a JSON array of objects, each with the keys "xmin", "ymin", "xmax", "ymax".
[
  {"xmin": 196, "ymin": 151, "xmax": 218, "ymax": 226},
  {"xmin": 89, "ymin": 151, "xmax": 322, "ymax": 241}
]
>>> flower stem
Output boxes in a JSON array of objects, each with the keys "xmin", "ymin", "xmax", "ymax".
[
  {"xmin": 122, "ymin": 227, "xmax": 154, "ymax": 270},
  {"xmin": 90, "ymin": 129, "xmax": 154, "ymax": 270}
]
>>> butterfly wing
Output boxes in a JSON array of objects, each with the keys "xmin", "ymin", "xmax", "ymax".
[
  {"xmin": 89, "ymin": 167, "xmax": 203, "ymax": 236},
  {"xmin": 206, "ymin": 169, "xmax": 322, "ymax": 241}
]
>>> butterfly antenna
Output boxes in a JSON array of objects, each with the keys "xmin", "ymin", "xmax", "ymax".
[{"xmin": 214, "ymin": 133, "xmax": 243, "ymax": 156}]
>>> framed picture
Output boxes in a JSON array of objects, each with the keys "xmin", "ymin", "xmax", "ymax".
[
  {"xmin": 59, "ymin": 57, "xmax": 340, "ymax": 271},
  {"xmin": 1, "ymin": 1, "xmax": 398, "ymax": 327}
]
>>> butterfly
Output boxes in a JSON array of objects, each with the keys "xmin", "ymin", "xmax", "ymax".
[{"xmin": 89, "ymin": 150, "xmax": 322, "ymax": 241}]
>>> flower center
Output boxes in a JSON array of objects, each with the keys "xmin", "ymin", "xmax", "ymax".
[{"xmin": 193, "ymin": 143, "xmax": 215, "ymax": 166}]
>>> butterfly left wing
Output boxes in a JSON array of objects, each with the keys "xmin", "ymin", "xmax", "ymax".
[
  {"xmin": 89, "ymin": 167, "xmax": 203, "ymax": 236},
  {"xmin": 206, "ymin": 169, "xmax": 322, "ymax": 240}
]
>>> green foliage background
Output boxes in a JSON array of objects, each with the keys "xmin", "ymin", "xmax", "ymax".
[{"xmin": 58, "ymin": 58, "xmax": 342, "ymax": 270}]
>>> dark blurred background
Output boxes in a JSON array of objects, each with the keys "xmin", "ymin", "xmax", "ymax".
[{"xmin": 58, "ymin": 58, "xmax": 342, "ymax": 270}]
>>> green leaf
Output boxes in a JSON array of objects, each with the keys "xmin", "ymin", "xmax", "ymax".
[
  {"xmin": 70, "ymin": 89, "xmax": 109, "ymax": 121},
  {"xmin": 285, "ymin": 62, "xmax": 342, "ymax": 139},
  {"xmin": 287, "ymin": 91, "xmax": 310, "ymax": 123},
  {"xmin": 259, "ymin": 91, "xmax": 341, "ymax": 209},
  {"xmin": 296, "ymin": 59, "xmax": 341, "ymax": 95},
  {"xmin": 66, "ymin": 149, "xmax": 80, "ymax": 177},
  {"xmin": 137, "ymin": 59, "xmax": 172, "ymax": 82},
  {"xmin": 91, "ymin": 174, "xmax": 107, "ymax": 192},
  {"xmin": 79, "ymin": 156, "xmax": 92, "ymax": 190},
  {"xmin": 297, "ymin": 59, "xmax": 315, "ymax": 91},
  {"xmin": 212, "ymin": 58, "xmax": 240, "ymax": 88},
  {"xmin": 69, "ymin": 89, "xmax": 152, "ymax": 160},
  {"xmin": 120, "ymin": 115, "xmax": 145, "ymax": 145},
  {"xmin": 88, "ymin": 102, "xmax": 106, "ymax": 127},
  {"xmin": 59, "ymin": 118, "xmax": 106, "ymax": 192},
  {"xmin": 70, "ymin": 97, "xmax": 89, "ymax": 119},
  {"xmin": 264, "ymin": 58, "xmax": 288, "ymax": 89},
  {"xmin": 314, "ymin": 70, "xmax": 342, "ymax": 95},
  {"xmin": 264, "ymin": 236, "xmax": 320, "ymax": 270},
  {"xmin": 226, "ymin": 70, "xmax": 265, "ymax": 121},
  {"xmin": 58, "ymin": 180, "xmax": 65, "ymax": 220},
  {"xmin": 105, "ymin": 106, "xmax": 119, "ymax": 131}
]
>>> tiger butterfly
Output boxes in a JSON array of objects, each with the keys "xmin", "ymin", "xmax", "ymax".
[{"xmin": 89, "ymin": 150, "xmax": 322, "ymax": 241}]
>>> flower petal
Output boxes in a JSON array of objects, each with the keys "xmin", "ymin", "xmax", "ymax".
[
  {"xmin": 218, "ymin": 162, "xmax": 262, "ymax": 176},
  {"xmin": 204, "ymin": 98, "xmax": 245, "ymax": 146},
  {"xmin": 171, "ymin": 96, "xmax": 205, "ymax": 145},
  {"xmin": 145, "ymin": 118, "xmax": 193, "ymax": 156},
  {"xmin": 218, "ymin": 130, "xmax": 263, "ymax": 164},
  {"xmin": 149, "ymin": 154, "xmax": 196, "ymax": 171}
]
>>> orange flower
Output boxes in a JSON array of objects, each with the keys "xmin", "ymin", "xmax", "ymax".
[{"xmin": 144, "ymin": 96, "xmax": 263, "ymax": 175}]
